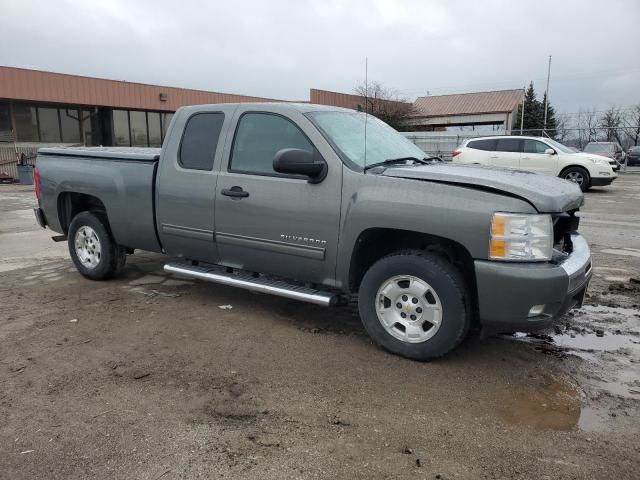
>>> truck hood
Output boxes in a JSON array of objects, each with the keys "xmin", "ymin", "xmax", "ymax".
[{"xmin": 380, "ymin": 163, "xmax": 583, "ymax": 213}]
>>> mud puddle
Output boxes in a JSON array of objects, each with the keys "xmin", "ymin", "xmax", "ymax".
[
  {"xmin": 504, "ymin": 304, "xmax": 640, "ymax": 432},
  {"xmin": 497, "ymin": 375, "xmax": 581, "ymax": 431}
]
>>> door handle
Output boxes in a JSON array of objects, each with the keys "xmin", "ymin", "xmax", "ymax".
[
  {"xmin": 221, "ymin": 186, "xmax": 249, "ymax": 198},
  {"xmin": 522, "ymin": 156, "xmax": 530, "ymax": 159},
  {"xmin": 489, "ymin": 155, "xmax": 498, "ymax": 159}
]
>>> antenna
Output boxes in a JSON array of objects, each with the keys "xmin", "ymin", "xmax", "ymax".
[{"xmin": 364, "ymin": 57, "xmax": 368, "ymax": 169}]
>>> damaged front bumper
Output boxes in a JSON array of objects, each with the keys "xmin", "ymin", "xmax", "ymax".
[{"xmin": 474, "ymin": 234, "xmax": 592, "ymax": 332}]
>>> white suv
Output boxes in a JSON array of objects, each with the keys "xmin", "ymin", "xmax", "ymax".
[{"xmin": 452, "ymin": 136, "xmax": 616, "ymax": 191}]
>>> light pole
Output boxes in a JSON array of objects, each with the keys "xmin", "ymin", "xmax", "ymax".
[{"xmin": 543, "ymin": 55, "xmax": 552, "ymax": 135}]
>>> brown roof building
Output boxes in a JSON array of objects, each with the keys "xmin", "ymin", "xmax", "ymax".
[
  {"xmin": 0, "ymin": 66, "xmax": 283, "ymax": 148},
  {"xmin": 407, "ymin": 89, "xmax": 524, "ymax": 131}
]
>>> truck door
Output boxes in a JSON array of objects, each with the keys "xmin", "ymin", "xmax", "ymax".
[
  {"xmin": 214, "ymin": 105, "xmax": 342, "ymax": 286},
  {"xmin": 156, "ymin": 105, "xmax": 236, "ymax": 263},
  {"xmin": 490, "ymin": 138, "xmax": 522, "ymax": 169}
]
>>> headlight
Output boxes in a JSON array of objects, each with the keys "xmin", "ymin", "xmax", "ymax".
[
  {"xmin": 588, "ymin": 157, "xmax": 607, "ymax": 166},
  {"xmin": 489, "ymin": 213, "xmax": 553, "ymax": 261}
]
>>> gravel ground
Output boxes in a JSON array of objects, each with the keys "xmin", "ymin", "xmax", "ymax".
[{"xmin": 1, "ymin": 173, "xmax": 639, "ymax": 479}]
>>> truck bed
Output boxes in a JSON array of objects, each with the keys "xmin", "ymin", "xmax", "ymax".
[{"xmin": 36, "ymin": 147, "xmax": 162, "ymax": 253}]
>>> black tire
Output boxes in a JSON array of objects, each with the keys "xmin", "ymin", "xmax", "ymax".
[
  {"xmin": 358, "ymin": 250, "xmax": 470, "ymax": 361},
  {"xmin": 68, "ymin": 211, "xmax": 126, "ymax": 280},
  {"xmin": 560, "ymin": 166, "xmax": 590, "ymax": 192}
]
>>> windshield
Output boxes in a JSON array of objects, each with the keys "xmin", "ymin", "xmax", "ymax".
[
  {"xmin": 544, "ymin": 138, "xmax": 576, "ymax": 154},
  {"xmin": 584, "ymin": 143, "xmax": 612, "ymax": 153},
  {"xmin": 307, "ymin": 111, "xmax": 426, "ymax": 169}
]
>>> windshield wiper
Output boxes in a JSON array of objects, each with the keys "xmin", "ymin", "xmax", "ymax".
[{"xmin": 363, "ymin": 156, "xmax": 430, "ymax": 172}]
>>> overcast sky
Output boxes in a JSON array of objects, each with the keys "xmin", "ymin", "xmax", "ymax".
[{"xmin": 2, "ymin": 0, "xmax": 639, "ymax": 113}]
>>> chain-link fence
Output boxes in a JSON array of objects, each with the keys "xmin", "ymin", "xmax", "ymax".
[
  {"xmin": 402, "ymin": 126, "xmax": 640, "ymax": 163},
  {"xmin": 400, "ymin": 131, "xmax": 500, "ymax": 161}
]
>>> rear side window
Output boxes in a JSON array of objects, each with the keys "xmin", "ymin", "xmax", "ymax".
[
  {"xmin": 467, "ymin": 139, "xmax": 496, "ymax": 151},
  {"xmin": 179, "ymin": 113, "xmax": 225, "ymax": 171},
  {"xmin": 523, "ymin": 139, "xmax": 550, "ymax": 154},
  {"xmin": 496, "ymin": 138, "xmax": 522, "ymax": 153},
  {"xmin": 230, "ymin": 112, "xmax": 314, "ymax": 175}
]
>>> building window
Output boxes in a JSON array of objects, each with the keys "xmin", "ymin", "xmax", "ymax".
[
  {"xmin": 130, "ymin": 110, "xmax": 148, "ymax": 147},
  {"xmin": 13, "ymin": 104, "xmax": 39, "ymax": 142},
  {"xmin": 38, "ymin": 107, "xmax": 62, "ymax": 142},
  {"xmin": 161, "ymin": 112, "xmax": 174, "ymax": 139},
  {"xmin": 112, "ymin": 110, "xmax": 130, "ymax": 146},
  {"xmin": 60, "ymin": 108, "xmax": 81, "ymax": 143},
  {"xmin": 0, "ymin": 102, "xmax": 11, "ymax": 134},
  {"xmin": 147, "ymin": 112, "xmax": 162, "ymax": 147},
  {"xmin": 82, "ymin": 109, "xmax": 102, "ymax": 146}
]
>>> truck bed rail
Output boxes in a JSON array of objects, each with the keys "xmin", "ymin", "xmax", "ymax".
[{"xmin": 38, "ymin": 146, "xmax": 160, "ymax": 162}]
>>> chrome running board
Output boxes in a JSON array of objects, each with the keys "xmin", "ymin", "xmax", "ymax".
[{"xmin": 164, "ymin": 262, "xmax": 338, "ymax": 307}]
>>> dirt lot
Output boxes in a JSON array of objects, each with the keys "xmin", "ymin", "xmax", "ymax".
[{"xmin": 1, "ymin": 173, "xmax": 639, "ymax": 479}]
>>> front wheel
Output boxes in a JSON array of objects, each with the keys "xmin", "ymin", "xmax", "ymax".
[
  {"xmin": 358, "ymin": 251, "xmax": 470, "ymax": 361},
  {"xmin": 561, "ymin": 166, "xmax": 590, "ymax": 192},
  {"xmin": 68, "ymin": 211, "xmax": 126, "ymax": 280}
]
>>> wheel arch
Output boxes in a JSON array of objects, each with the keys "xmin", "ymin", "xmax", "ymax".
[
  {"xmin": 348, "ymin": 227, "xmax": 478, "ymax": 320},
  {"xmin": 559, "ymin": 164, "xmax": 591, "ymax": 178},
  {"xmin": 57, "ymin": 192, "xmax": 111, "ymax": 235}
]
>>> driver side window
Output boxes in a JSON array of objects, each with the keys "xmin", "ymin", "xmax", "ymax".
[{"xmin": 230, "ymin": 113, "xmax": 314, "ymax": 175}]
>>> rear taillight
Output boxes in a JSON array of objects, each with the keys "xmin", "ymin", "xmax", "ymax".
[
  {"xmin": 34, "ymin": 167, "xmax": 41, "ymax": 201},
  {"xmin": 452, "ymin": 149, "xmax": 462, "ymax": 158}
]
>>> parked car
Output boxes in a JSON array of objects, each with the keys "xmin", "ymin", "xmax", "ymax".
[
  {"xmin": 627, "ymin": 146, "xmax": 640, "ymax": 166},
  {"xmin": 583, "ymin": 142, "xmax": 625, "ymax": 171},
  {"xmin": 452, "ymin": 136, "xmax": 616, "ymax": 191},
  {"xmin": 33, "ymin": 103, "xmax": 591, "ymax": 361}
]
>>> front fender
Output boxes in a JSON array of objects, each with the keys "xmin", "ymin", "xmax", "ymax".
[{"xmin": 335, "ymin": 172, "xmax": 536, "ymax": 288}]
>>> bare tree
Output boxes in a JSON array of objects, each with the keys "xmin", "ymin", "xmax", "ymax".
[
  {"xmin": 599, "ymin": 106, "xmax": 623, "ymax": 144},
  {"xmin": 622, "ymin": 104, "xmax": 640, "ymax": 146},
  {"xmin": 555, "ymin": 113, "xmax": 570, "ymax": 143},
  {"xmin": 576, "ymin": 109, "xmax": 600, "ymax": 149},
  {"xmin": 353, "ymin": 81, "xmax": 416, "ymax": 130}
]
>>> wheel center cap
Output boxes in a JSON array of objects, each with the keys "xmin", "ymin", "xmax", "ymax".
[{"xmin": 396, "ymin": 296, "xmax": 422, "ymax": 321}]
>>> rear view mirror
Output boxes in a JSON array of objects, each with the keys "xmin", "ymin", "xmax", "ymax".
[
  {"xmin": 273, "ymin": 148, "xmax": 328, "ymax": 183},
  {"xmin": 544, "ymin": 148, "xmax": 556, "ymax": 155}
]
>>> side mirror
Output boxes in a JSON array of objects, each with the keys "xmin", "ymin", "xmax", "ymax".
[
  {"xmin": 544, "ymin": 148, "xmax": 556, "ymax": 155},
  {"xmin": 273, "ymin": 148, "xmax": 327, "ymax": 183}
]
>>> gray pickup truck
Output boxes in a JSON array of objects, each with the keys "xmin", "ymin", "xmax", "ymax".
[{"xmin": 33, "ymin": 103, "xmax": 592, "ymax": 360}]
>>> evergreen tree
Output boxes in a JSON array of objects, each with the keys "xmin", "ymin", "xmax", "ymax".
[
  {"xmin": 513, "ymin": 82, "xmax": 541, "ymax": 134},
  {"xmin": 512, "ymin": 82, "xmax": 558, "ymax": 139}
]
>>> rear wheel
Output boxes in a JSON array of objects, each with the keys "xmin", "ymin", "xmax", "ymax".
[
  {"xmin": 358, "ymin": 251, "xmax": 470, "ymax": 361},
  {"xmin": 68, "ymin": 211, "xmax": 126, "ymax": 280},
  {"xmin": 561, "ymin": 166, "xmax": 590, "ymax": 192}
]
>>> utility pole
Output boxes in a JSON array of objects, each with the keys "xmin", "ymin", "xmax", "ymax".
[
  {"xmin": 543, "ymin": 55, "xmax": 552, "ymax": 134},
  {"xmin": 520, "ymin": 86, "xmax": 525, "ymax": 135}
]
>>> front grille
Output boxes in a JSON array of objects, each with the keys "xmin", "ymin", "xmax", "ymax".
[{"xmin": 552, "ymin": 210, "xmax": 580, "ymax": 254}]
